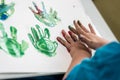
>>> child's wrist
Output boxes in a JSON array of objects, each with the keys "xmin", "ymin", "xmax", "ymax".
[{"xmin": 72, "ymin": 50, "xmax": 91, "ymax": 61}]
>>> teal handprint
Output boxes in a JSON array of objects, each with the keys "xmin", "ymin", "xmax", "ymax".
[
  {"xmin": 28, "ymin": 24, "xmax": 58, "ymax": 57},
  {"xmin": 0, "ymin": 0, "xmax": 15, "ymax": 20},
  {"xmin": 29, "ymin": 1, "xmax": 61, "ymax": 27},
  {"xmin": 0, "ymin": 23, "xmax": 28, "ymax": 57}
]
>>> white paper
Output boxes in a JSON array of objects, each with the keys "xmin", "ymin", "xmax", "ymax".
[{"xmin": 0, "ymin": 0, "xmax": 99, "ymax": 73}]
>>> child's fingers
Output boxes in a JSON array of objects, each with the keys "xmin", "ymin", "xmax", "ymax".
[
  {"xmin": 73, "ymin": 20, "xmax": 87, "ymax": 37},
  {"xmin": 57, "ymin": 37, "xmax": 71, "ymax": 49},
  {"xmin": 79, "ymin": 35, "xmax": 91, "ymax": 46},
  {"xmin": 62, "ymin": 30, "xmax": 74, "ymax": 43},
  {"xmin": 68, "ymin": 25, "xmax": 78, "ymax": 35},
  {"xmin": 68, "ymin": 31, "xmax": 78, "ymax": 41},
  {"xmin": 77, "ymin": 20, "xmax": 89, "ymax": 33},
  {"xmin": 88, "ymin": 24, "xmax": 96, "ymax": 35}
]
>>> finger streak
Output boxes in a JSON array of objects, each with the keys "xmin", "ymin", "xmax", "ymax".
[
  {"xmin": 77, "ymin": 20, "xmax": 89, "ymax": 32},
  {"xmin": 73, "ymin": 20, "xmax": 86, "ymax": 35},
  {"xmin": 57, "ymin": 37, "xmax": 70, "ymax": 49},
  {"xmin": 62, "ymin": 30, "xmax": 73, "ymax": 43},
  {"xmin": 89, "ymin": 24, "xmax": 96, "ymax": 35},
  {"xmin": 68, "ymin": 25, "xmax": 78, "ymax": 34},
  {"xmin": 68, "ymin": 31, "xmax": 78, "ymax": 41}
]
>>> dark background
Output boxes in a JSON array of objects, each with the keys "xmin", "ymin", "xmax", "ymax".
[{"xmin": 93, "ymin": 0, "xmax": 120, "ymax": 41}]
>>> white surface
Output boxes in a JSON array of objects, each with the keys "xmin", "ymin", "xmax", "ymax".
[
  {"xmin": 0, "ymin": 0, "xmax": 116, "ymax": 79},
  {"xmin": 0, "ymin": 0, "xmax": 97, "ymax": 73}
]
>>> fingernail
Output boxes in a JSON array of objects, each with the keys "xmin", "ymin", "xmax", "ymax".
[
  {"xmin": 68, "ymin": 31, "xmax": 72, "ymax": 35},
  {"xmin": 73, "ymin": 20, "xmax": 76, "ymax": 23},
  {"xmin": 77, "ymin": 20, "xmax": 81, "ymax": 26},
  {"xmin": 88, "ymin": 23, "xmax": 91, "ymax": 26},
  {"xmin": 62, "ymin": 30, "xmax": 65, "ymax": 37},
  {"xmin": 67, "ymin": 48, "xmax": 70, "ymax": 52},
  {"xmin": 56, "ymin": 37, "xmax": 60, "ymax": 42},
  {"xmin": 68, "ymin": 25, "xmax": 72, "ymax": 29}
]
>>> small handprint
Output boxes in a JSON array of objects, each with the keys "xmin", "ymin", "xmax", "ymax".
[
  {"xmin": 28, "ymin": 24, "xmax": 58, "ymax": 57},
  {"xmin": 0, "ymin": 0, "xmax": 15, "ymax": 20},
  {"xmin": 29, "ymin": 1, "xmax": 61, "ymax": 27},
  {"xmin": 0, "ymin": 23, "xmax": 28, "ymax": 57}
]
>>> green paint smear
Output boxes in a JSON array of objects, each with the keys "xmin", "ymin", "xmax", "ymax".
[
  {"xmin": 28, "ymin": 24, "xmax": 58, "ymax": 57},
  {"xmin": 29, "ymin": 1, "xmax": 61, "ymax": 27},
  {"xmin": 0, "ymin": 0, "xmax": 15, "ymax": 20},
  {"xmin": 0, "ymin": 22, "xmax": 28, "ymax": 57}
]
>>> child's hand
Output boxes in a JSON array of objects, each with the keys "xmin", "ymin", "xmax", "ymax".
[
  {"xmin": 57, "ymin": 30, "xmax": 91, "ymax": 60},
  {"xmin": 69, "ymin": 20, "xmax": 109, "ymax": 49}
]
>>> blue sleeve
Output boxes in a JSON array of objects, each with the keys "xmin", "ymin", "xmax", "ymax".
[{"xmin": 66, "ymin": 42, "xmax": 120, "ymax": 80}]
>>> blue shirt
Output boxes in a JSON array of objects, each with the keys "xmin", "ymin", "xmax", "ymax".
[{"xmin": 66, "ymin": 42, "xmax": 120, "ymax": 80}]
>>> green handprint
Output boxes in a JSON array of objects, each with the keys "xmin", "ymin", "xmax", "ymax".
[
  {"xmin": 0, "ymin": 0, "xmax": 15, "ymax": 20},
  {"xmin": 0, "ymin": 23, "xmax": 28, "ymax": 57},
  {"xmin": 28, "ymin": 24, "xmax": 58, "ymax": 57},
  {"xmin": 29, "ymin": 1, "xmax": 61, "ymax": 27}
]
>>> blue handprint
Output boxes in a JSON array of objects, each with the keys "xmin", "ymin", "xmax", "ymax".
[{"xmin": 0, "ymin": 0, "xmax": 15, "ymax": 20}]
